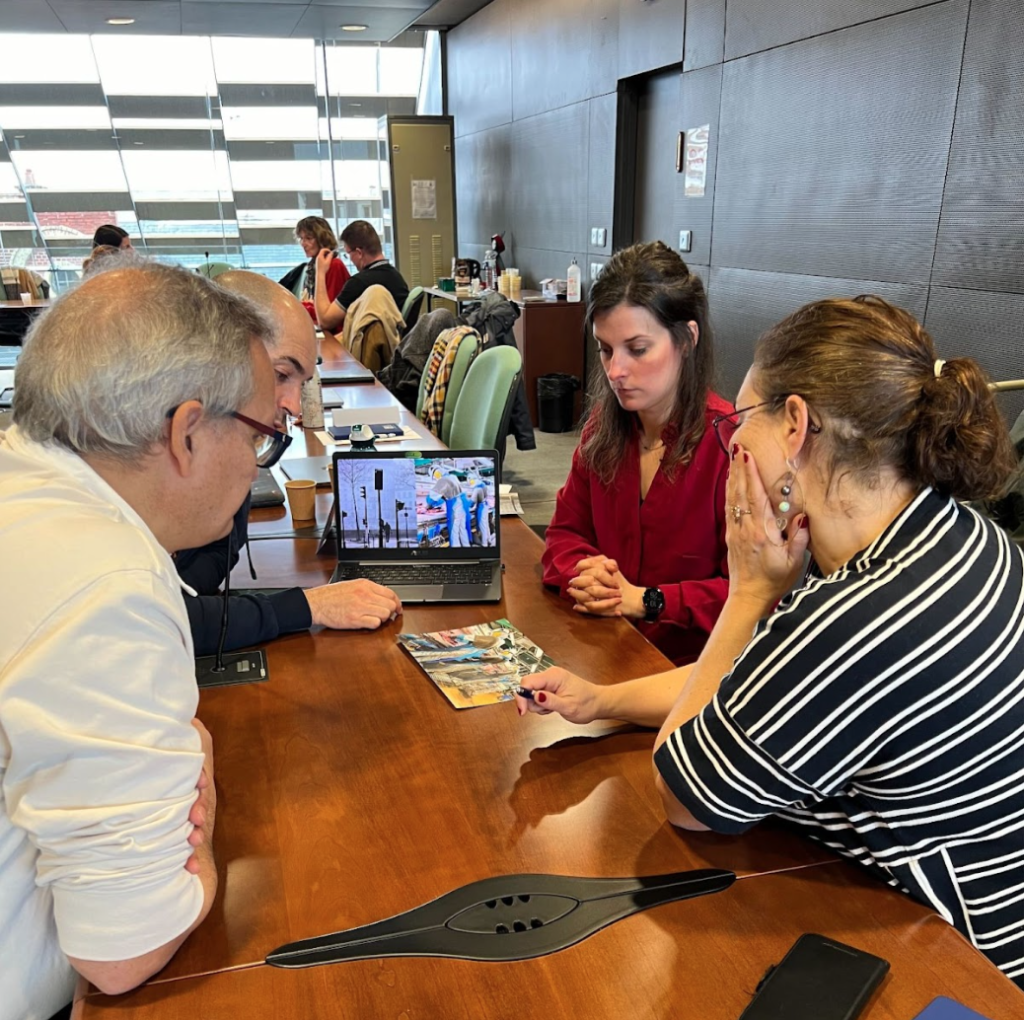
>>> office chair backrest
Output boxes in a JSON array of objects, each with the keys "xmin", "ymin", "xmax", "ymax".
[
  {"xmin": 448, "ymin": 346, "xmax": 523, "ymax": 452},
  {"xmin": 401, "ymin": 286, "xmax": 425, "ymax": 333}
]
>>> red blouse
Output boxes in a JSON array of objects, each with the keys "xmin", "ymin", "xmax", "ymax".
[{"xmin": 542, "ymin": 393, "xmax": 733, "ymax": 666}]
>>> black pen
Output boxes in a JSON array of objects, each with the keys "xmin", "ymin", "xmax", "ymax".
[{"xmin": 514, "ymin": 686, "xmax": 535, "ymax": 700}]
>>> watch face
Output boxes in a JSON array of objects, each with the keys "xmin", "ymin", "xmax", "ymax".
[{"xmin": 643, "ymin": 587, "xmax": 665, "ymax": 617}]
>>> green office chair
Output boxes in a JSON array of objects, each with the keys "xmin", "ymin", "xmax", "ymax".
[
  {"xmin": 401, "ymin": 286, "xmax": 425, "ymax": 333},
  {"xmin": 195, "ymin": 262, "xmax": 235, "ymax": 279},
  {"xmin": 415, "ymin": 328, "xmax": 481, "ymax": 445},
  {"xmin": 448, "ymin": 346, "xmax": 523, "ymax": 455}
]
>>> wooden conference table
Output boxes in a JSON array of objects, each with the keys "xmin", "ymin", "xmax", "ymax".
[{"xmin": 74, "ymin": 342, "xmax": 1023, "ymax": 1019}]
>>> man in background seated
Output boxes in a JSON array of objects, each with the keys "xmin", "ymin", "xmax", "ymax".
[
  {"xmin": 314, "ymin": 219, "xmax": 409, "ymax": 334},
  {"xmin": 0, "ymin": 262, "xmax": 272, "ymax": 1017},
  {"xmin": 174, "ymin": 270, "xmax": 402, "ymax": 654}
]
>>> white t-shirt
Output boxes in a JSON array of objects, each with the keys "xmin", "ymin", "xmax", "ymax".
[{"xmin": 0, "ymin": 427, "xmax": 205, "ymax": 1020}]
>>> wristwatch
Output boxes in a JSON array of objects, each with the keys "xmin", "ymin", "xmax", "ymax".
[{"xmin": 642, "ymin": 587, "xmax": 666, "ymax": 623}]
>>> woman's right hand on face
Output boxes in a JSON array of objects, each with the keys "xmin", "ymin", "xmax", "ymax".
[
  {"xmin": 316, "ymin": 248, "xmax": 334, "ymax": 272},
  {"xmin": 514, "ymin": 667, "xmax": 601, "ymax": 724}
]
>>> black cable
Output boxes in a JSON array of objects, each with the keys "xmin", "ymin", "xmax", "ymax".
[{"xmin": 212, "ymin": 529, "xmax": 232, "ymax": 672}]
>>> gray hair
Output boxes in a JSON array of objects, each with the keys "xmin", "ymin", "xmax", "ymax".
[{"xmin": 14, "ymin": 259, "xmax": 275, "ymax": 462}]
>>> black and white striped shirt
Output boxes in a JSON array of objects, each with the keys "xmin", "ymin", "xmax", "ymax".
[{"xmin": 655, "ymin": 488, "xmax": 1024, "ymax": 985}]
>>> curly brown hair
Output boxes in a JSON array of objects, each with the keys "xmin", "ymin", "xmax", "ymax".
[
  {"xmin": 580, "ymin": 241, "xmax": 715, "ymax": 485},
  {"xmin": 753, "ymin": 295, "xmax": 1016, "ymax": 501},
  {"xmin": 295, "ymin": 216, "xmax": 338, "ymax": 252}
]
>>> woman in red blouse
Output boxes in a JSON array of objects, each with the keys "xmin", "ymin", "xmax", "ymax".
[
  {"xmin": 293, "ymin": 216, "xmax": 350, "ymax": 323},
  {"xmin": 541, "ymin": 241, "xmax": 732, "ymax": 665}
]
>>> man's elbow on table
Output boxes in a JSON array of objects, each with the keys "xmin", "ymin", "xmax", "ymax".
[
  {"xmin": 318, "ymin": 300, "xmax": 345, "ymax": 333},
  {"xmin": 69, "ymin": 936, "xmax": 188, "ymax": 997},
  {"xmin": 655, "ymin": 773, "xmax": 711, "ymax": 832}
]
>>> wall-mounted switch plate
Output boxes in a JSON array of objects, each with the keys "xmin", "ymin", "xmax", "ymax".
[
  {"xmin": 590, "ymin": 227, "xmax": 608, "ymax": 247},
  {"xmin": 590, "ymin": 263, "xmax": 605, "ymax": 280},
  {"xmin": 678, "ymin": 230, "xmax": 692, "ymax": 252}
]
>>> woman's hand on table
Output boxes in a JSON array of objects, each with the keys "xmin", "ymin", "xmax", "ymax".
[
  {"xmin": 514, "ymin": 667, "xmax": 602, "ymax": 724},
  {"xmin": 567, "ymin": 556, "xmax": 644, "ymax": 618},
  {"xmin": 727, "ymin": 443, "xmax": 810, "ymax": 612}
]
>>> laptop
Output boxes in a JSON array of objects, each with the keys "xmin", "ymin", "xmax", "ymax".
[
  {"xmin": 319, "ymin": 364, "xmax": 376, "ymax": 385},
  {"xmin": 330, "ymin": 449, "xmax": 502, "ymax": 602},
  {"xmin": 250, "ymin": 468, "xmax": 286, "ymax": 507}
]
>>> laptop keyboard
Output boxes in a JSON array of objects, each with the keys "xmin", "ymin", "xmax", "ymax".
[{"xmin": 343, "ymin": 563, "xmax": 494, "ymax": 586}]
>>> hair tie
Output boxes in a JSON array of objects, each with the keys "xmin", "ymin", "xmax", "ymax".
[{"xmin": 933, "ymin": 358, "xmax": 946, "ymax": 379}]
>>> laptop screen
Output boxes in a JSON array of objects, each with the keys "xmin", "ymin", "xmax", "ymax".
[{"xmin": 332, "ymin": 450, "xmax": 499, "ymax": 559}]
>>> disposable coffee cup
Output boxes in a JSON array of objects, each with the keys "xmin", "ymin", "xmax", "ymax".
[
  {"xmin": 284, "ymin": 479, "xmax": 317, "ymax": 523},
  {"xmin": 19, "ymin": 292, "xmax": 31, "ymax": 304}
]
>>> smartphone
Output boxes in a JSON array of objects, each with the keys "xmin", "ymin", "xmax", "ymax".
[{"xmin": 738, "ymin": 933, "xmax": 889, "ymax": 1020}]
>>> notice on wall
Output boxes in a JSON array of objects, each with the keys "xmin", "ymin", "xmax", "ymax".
[
  {"xmin": 411, "ymin": 179, "xmax": 437, "ymax": 219},
  {"xmin": 684, "ymin": 125, "xmax": 710, "ymax": 197}
]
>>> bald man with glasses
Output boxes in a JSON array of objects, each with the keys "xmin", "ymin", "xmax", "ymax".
[{"xmin": 174, "ymin": 271, "xmax": 402, "ymax": 656}]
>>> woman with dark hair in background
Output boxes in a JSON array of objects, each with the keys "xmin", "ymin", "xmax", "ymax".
[
  {"xmin": 541, "ymin": 240, "xmax": 732, "ymax": 665},
  {"xmin": 91, "ymin": 224, "xmax": 132, "ymax": 250},
  {"xmin": 523, "ymin": 296, "xmax": 1024, "ymax": 986},
  {"xmin": 282, "ymin": 215, "xmax": 350, "ymax": 323}
]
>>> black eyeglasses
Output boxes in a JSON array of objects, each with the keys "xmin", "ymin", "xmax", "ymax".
[
  {"xmin": 166, "ymin": 406, "xmax": 292, "ymax": 468},
  {"xmin": 711, "ymin": 400, "xmax": 821, "ymax": 456}
]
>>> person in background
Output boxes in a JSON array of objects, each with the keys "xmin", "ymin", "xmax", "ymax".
[
  {"xmin": 0, "ymin": 262, "xmax": 273, "ymax": 1019},
  {"xmin": 314, "ymin": 220, "xmax": 409, "ymax": 334},
  {"xmin": 520, "ymin": 296, "xmax": 1024, "ymax": 988},
  {"xmin": 81, "ymin": 244, "xmax": 122, "ymax": 277},
  {"xmin": 91, "ymin": 224, "xmax": 132, "ymax": 250},
  {"xmin": 174, "ymin": 270, "xmax": 402, "ymax": 653},
  {"xmin": 280, "ymin": 216, "xmax": 350, "ymax": 324},
  {"xmin": 542, "ymin": 241, "xmax": 732, "ymax": 666}
]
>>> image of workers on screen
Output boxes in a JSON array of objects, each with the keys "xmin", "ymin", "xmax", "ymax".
[{"xmin": 334, "ymin": 455, "xmax": 497, "ymax": 550}]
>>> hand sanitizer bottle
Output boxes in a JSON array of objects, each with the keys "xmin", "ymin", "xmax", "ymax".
[{"xmin": 567, "ymin": 258, "xmax": 581, "ymax": 303}]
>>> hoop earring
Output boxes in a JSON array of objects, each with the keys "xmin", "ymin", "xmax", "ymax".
[{"xmin": 763, "ymin": 458, "xmax": 803, "ymax": 546}]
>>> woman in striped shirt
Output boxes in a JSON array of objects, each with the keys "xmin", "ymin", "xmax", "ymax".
[{"xmin": 518, "ymin": 296, "xmax": 1024, "ymax": 985}]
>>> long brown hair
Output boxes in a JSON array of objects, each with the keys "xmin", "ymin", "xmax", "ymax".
[
  {"xmin": 581, "ymin": 241, "xmax": 715, "ymax": 485},
  {"xmin": 753, "ymin": 295, "xmax": 1016, "ymax": 500}
]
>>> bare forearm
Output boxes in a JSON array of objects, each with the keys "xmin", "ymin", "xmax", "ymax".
[
  {"xmin": 595, "ymin": 665, "xmax": 694, "ymax": 728},
  {"xmin": 654, "ymin": 595, "xmax": 767, "ymax": 753},
  {"xmin": 316, "ymin": 288, "xmax": 344, "ymax": 332}
]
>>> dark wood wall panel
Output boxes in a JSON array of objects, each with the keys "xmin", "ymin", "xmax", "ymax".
[
  {"xmin": 674, "ymin": 63, "xmax": 721, "ymax": 267},
  {"xmin": 924, "ymin": 287, "xmax": 1024, "ymax": 424},
  {"xmin": 618, "ymin": 0, "xmax": 685, "ymax": 79},
  {"xmin": 510, "ymin": 103, "xmax": 589, "ymax": 254},
  {"xmin": 709, "ymin": 267, "xmax": 929, "ymax": 403},
  {"xmin": 932, "ymin": 0, "xmax": 1024, "ymax": 295},
  {"xmin": 453, "ymin": 125, "xmax": 511, "ymax": 255},
  {"xmin": 713, "ymin": 2, "xmax": 967, "ymax": 283},
  {"xmin": 511, "ymin": 0, "xmax": 593, "ymax": 120},
  {"xmin": 723, "ymin": 0, "xmax": 930, "ymax": 60},
  {"xmin": 587, "ymin": 94, "xmax": 617, "ymax": 259},
  {"xmin": 449, "ymin": 0, "xmax": 512, "ymax": 138}
]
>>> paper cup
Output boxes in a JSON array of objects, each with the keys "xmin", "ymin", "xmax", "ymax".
[
  {"xmin": 19, "ymin": 292, "xmax": 31, "ymax": 304},
  {"xmin": 284, "ymin": 479, "xmax": 317, "ymax": 523}
]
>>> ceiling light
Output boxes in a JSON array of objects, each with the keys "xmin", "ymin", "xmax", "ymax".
[
  {"xmin": 341, "ymin": 24, "xmax": 367, "ymax": 32},
  {"xmin": 106, "ymin": 18, "xmax": 135, "ymax": 25}
]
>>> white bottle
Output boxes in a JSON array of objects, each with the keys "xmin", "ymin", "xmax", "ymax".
[
  {"xmin": 566, "ymin": 258, "xmax": 581, "ymax": 303},
  {"xmin": 300, "ymin": 374, "xmax": 324, "ymax": 430}
]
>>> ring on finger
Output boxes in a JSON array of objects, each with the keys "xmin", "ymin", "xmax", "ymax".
[{"xmin": 729, "ymin": 504, "xmax": 753, "ymax": 524}]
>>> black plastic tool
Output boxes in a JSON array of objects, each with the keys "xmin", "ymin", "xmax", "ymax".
[{"xmin": 266, "ymin": 868, "xmax": 735, "ymax": 968}]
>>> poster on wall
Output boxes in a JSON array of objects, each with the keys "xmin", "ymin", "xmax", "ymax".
[
  {"xmin": 411, "ymin": 179, "xmax": 437, "ymax": 219},
  {"xmin": 684, "ymin": 125, "xmax": 710, "ymax": 197}
]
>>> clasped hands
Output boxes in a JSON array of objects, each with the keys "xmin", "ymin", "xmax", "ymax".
[{"xmin": 566, "ymin": 555, "xmax": 644, "ymax": 619}]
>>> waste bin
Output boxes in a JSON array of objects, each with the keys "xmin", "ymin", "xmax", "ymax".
[{"xmin": 536, "ymin": 373, "xmax": 580, "ymax": 433}]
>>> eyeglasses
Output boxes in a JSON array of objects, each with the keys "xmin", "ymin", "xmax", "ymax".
[
  {"xmin": 711, "ymin": 400, "xmax": 821, "ymax": 456},
  {"xmin": 233, "ymin": 410, "xmax": 292, "ymax": 468},
  {"xmin": 166, "ymin": 406, "xmax": 292, "ymax": 469}
]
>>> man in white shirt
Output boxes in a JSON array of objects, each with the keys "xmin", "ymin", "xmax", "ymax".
[{"xmin": 0, "ymin": 262, "xmax": 277, "ymax": 1020}]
